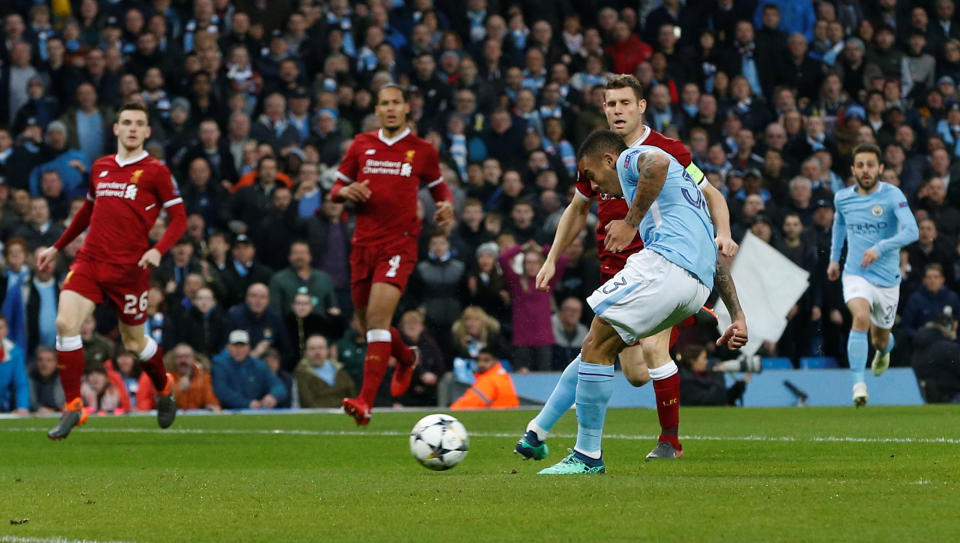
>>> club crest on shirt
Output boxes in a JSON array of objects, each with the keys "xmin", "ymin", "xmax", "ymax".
[
  {"xmin": 130, "ymin": 169, "xmax": 144, "ymax": 184},
  {"xmin": 872, "ymin": 205, "xmax": 883, "ymax": 216},
  {"xmin": 404, "ymin": 150, "xmax": 416, "ymax": 163}
]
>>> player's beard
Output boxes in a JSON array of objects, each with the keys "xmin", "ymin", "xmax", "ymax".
[{"xmin": 856, "ymin": 176, "xmax": 876, "ymax": 192}]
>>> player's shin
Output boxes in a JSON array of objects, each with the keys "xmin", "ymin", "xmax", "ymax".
[
  {"xmin": 137, "ymin": 336, "xmax": 168, "ymax": 391},
  {"xmin": 573, "ymin": 361, "xmax": 614, "ymax": 462},
  {"xmin": 56, "ymin": 335, "xmax": 85, "ymax": 404},
  {"xmin": 649, "ymin": 361, "xmax": 681, "ymax": 450},
  {"xmin": 848, "ymin": 330, "xmax": 869, "ymax": 385},
  {"xmin": 528, "ymin": 352, "xmax": 581, "ymax": 441},
  {"xmin": 358, "ymin": 329, "xmax": 392, "ymax": 406}
]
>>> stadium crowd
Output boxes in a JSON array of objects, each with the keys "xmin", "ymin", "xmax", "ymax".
[{"xmin": 2, "ymin": 0, "xmax": 960, "ymax": 414}]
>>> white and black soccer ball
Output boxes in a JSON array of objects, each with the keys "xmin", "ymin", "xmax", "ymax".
[{"xmin": 409, "ymin": 414, "xmax": 469, "ymax": 471}]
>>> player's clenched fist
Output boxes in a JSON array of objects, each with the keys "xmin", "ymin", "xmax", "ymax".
[
  {"xmin": 717, "ymin": 318, "xmax": 748, "ymax": 350},
  {"xmin": 604, "ymin": 219, "xmax": 636, "ymax": 252},
  {"xmin": 340, "ymin": 180, "xmax": 372, "ymax": 202}
]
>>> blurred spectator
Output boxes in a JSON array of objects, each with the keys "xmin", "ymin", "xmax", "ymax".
[
  {"xmin": 112, "ymin": 350, "xmax": 141, "ymax": 409},
  {"xmin": 262, "ymin": 347, "xmax": 293, "ymax": 408},
  {"xmin": 901, "ymin": 264, "xmax": 960, "ymax": 343},
  {"xmin": 294, "ymin": 334, "xmax": 355, "ymax": 408},
  {"xmin": 397, "ymin": 310, "xmax": 445, "ymax": 406},
  {"xmin": 182, "ymin": 118, "xmax": 239, "ymax": 186},
  {"xmin": 81, "ymin": 364, "xmax": 130, "ymax": 414},
  {"xmin": 906, "ymin": 219, "xmax": 957, "ymax": 292},
  {"xmin": 0, "ymin": 315, "xmax": 28, "ymax": 414},
  {"xmin": 552, "ymin": 297, "xmax": 588, "ymax": 370},
  {"xmin": 80, "ymin": 314, "xmax": 113, "ymax": 372},
  {"xmin": 224, "ymin": 282, "xmax": 291, "ymax": 363},
  {"xmin": 169, "ymin": 286, "xmax": 227, "ymax": 359},
  {"xmin": 58, "ymin": 82, "xmax": 113, "ymax": 164},
  {"xmin": 212, "ymin": 329, "xmax": 287, "ymax": 409},
  {"xmin": 28, "ymin": 345, "xmax": 62, "ymax": 413},
  {"xmin": 499, "ymin": 239, "xmax": 565, "ymax": 372},
  {"xmin": 25, "ymin": 246, "xmax": 58, "ymax": 355},
  {"xmin": 406, "ymin": 229, "xmax": 466, "ymax": 355},
  {"xmin": 464, "ymin": 242, "xmax": 509, "ymax": 324},
  {"xmin": 147, "ymin": 343, "xmax": 221, "ymax": 411},
  {"xmin": 269, "ymin": 241, "xmax": 340, "ymax": 320},
  {"xmin": 677, "ymin": 344, "xmax": 749, "ymax": 406},
  {"xmin": 450, "ymin": 348, "xmax": 518, "ymax": 409},
  {"xmin": 13, "ymin": 196, "xmax": 64, "ymax": 251},
  {"xmin": 218, "ymin": 234, "xmax": 274, "ymax": 307},
  {"xmin": 451, "ymin": 305, "xmax": 511, "ymax": 361},
  {"xmin": 911, "ymin": 307, "xmax": 960, "ymax": 403}
]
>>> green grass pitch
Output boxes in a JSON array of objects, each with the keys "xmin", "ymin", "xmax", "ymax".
[{"xmin": 1, "ymin": 406, "xmax": 958, "ymax": 543}]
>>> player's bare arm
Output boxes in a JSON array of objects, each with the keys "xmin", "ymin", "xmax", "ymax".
[
  {"xmin": 701, "ymin": 183, "xmax": 738, "ymax": 257},
  {"xmin": 37, "ymin": 246, "xmax": 59, "ymax": 273},
  {"xmin": 605, "ymin": 150, "xmax": 668, "ymax": 252},
  {"xmin": 714, "ymin": 252, "xmax": 748, "ymax": 349},
  {"xmin": 536, "ymin": 195, "xmax": 589, "ymax": 291}
]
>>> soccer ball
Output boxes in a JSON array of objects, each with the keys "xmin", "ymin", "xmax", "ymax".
[{"xmin": 409, "ymin": 414, "xmax": 469, "ymax": 471}]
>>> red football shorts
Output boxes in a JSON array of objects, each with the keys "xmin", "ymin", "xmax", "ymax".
[
  {"xmin": 62, "ymin": 256, "xmax": 151, "ymax": 326},
  {"xmin": 350, "ymin": 238, "xmax": 418, "ymax": 309}
]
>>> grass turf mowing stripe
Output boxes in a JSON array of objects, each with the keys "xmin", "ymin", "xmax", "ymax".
[
  {"xmin": 1, "ymin": 537, "xmax": 134, "ymax": 543},
  {"xmin": 3, "ymin": 426, "xmax": 958, "ymax": 444}
]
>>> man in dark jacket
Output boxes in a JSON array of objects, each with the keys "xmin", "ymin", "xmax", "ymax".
[
  {"xmin": 294, "ymin": 334, "xmax": 356, "ymax": 408},
  {"xmin": 217, "ymin": 234, "xmax": 274, "ymax": 307},
  {"xmin": 212, "ymin": 329, "xmax": 287, "ymax": 409},
  {"xmin": 901, "ymin": 264, "xmax": 960, "ymax": 343},
  {"xmin": 223, "ymin": 282, "xmax": 292, "ymax": 364}
]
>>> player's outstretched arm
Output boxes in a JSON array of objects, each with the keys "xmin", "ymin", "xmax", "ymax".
[
  {"xmin": 702, "ymin": 183, "xmax": 738, "ymax": 257},
  {"xmin": 715, "ymin": 252, "xmax": 748, "ymax": 350},
  {"xmin": 42, "ymin": 198, "xmax": 94, "ymax": 272},
  {"xmin": 536, "ymin": 195, "xmax": 589, "ymax": 291},
  {"xmin": 606, "ymin": 150, "xmax": 668, "ymax": 252}
]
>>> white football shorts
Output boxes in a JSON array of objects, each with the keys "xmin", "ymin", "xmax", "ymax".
[
  {"xmin": 841, "ymin": 273, "xmax": 900, "ymax": 329},
  {"xmin": 587, "ymin": 250, "xmax": 711, "ymax": 345}
]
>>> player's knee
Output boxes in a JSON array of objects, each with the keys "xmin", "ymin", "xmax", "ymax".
[
  {"xmin": 55, "ymin": 315, "xmax": 79, "ymax": 337},
  {"xmin": 851, "ymin": 313, "xmax": 871, "ymax": 330},
  {"xmin": 122, "ymin": 335, "xmax": 148, "ymax": 355},
  {"xmin": 624, "ymin": 369, "xmax": 650, "ymax": 387}
]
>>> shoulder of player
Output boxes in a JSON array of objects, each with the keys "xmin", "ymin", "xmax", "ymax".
[
  {"xmin": 645, "ymin": 130, "xmax": 690, "ymax": 163},
  {"xmin": 92, "ymin": 155, "xmax": 115, "ymax": 169},
  {"xmin": 879, "ymin": 182, "xmax": 907, "ymax": 200}
]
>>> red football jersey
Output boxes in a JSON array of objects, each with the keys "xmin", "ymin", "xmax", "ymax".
[
  {"xmin": 79, "ymin": 152, "xmax": 183, "ymax": 264},
  {"xmin": 336, "ymin": 128, "xmax": 443, "ymax": 246},
  {"xmin": 576, "ymin": 127, "xmax": 705, "ymax": 269}
]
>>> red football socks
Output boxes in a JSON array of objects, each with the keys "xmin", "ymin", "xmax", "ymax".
[
  {"xmin": 57, "ymin": 347, "xmax": 85, "ymax": 405},
  {"xmin": 651, "ymin": 363, "xmax": 681, "ymax": 450},
  {"xmin": 359, "ymin": 340, "xmax": 391, "ymax": 406},
  {"xmin": 137, "ymin": 338, "xmax": 169, "ymax": 392},
  {"xmin": 390, "ymin": 327, "xmax": 414, "ymax": 366}
]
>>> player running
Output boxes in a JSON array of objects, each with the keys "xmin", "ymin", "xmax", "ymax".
[
  {"xmin": 516, "ymin": 75, "xmax": 742, "ymax": 462},
  {"xmin": 333, "ymin": 84, "xmax": 454, "ymax": 425},
  {"xmin": 539, "ymin": 131, "xmax": 746, "ymax": 474},
  {"xmin": 38, "ymin": 103, "xmax": 187, "ymax": 439},
  {"xmin": 827, "ymin": 143, "xmax": 918, "ymax": 407}
]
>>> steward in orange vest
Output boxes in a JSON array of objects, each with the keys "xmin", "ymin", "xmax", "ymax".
[{"xmin": 451, "ymin": 349, "xmax": 519, "ymax": 409}]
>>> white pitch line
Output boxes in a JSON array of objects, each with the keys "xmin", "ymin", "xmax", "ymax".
[
  {"xmin": 1, "ymin": 537, "xmax": 135, "ymax": 543},
  {"xmin": 2, "ymin": 427, "xmax": 959, "ymax": 445}
]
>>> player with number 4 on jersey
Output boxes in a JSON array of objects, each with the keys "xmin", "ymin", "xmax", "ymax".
[
  {"xmin": 333, "ymin": 84, "xmax": 455, "ymax": 425},
  {"xmin": 38, "ymin": 103, "xmax": 187, "ymax": 439}
]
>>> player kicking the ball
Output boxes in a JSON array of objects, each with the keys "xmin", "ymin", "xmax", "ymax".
[
  {"xmin": 39, "ymin": 103, "xmax": 187, "ymax": 439},
  {"xmin": 538, "ymin": 130, "xmax": 747, "ymax": 474},
  {"xmin": 334, "ymin": 84, "xmax": 454, "ymax": 425},
  {"xmin": 517, "ymin": 75, "xmax": 743, "ymax": 462},
  {"xmin": 827, "ymin": 143, "xmax": 918, "ymax": 407}
]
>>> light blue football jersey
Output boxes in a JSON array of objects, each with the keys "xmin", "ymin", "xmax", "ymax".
[
  {"xmin": 830, "ymin": 182, "xmax": 919, "ymax": 288},
  {"xmin": 616, "ymin": 145, "xmax": 717, "ymax": 290}
]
